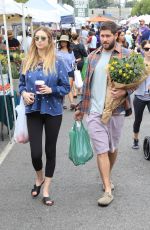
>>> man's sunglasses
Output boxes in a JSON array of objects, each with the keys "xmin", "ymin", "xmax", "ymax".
[
  {"xmin": 34, "ymin": 36, "xmax": 47, "ymax": 41},
  {"xmin": 143, "ymin": 47, "xmax": 150, "ymax": 52}
]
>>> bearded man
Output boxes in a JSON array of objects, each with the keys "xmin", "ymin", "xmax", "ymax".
[{"xmin": 75, "ymin": 21, "xmax": 132, "ymax": 206}]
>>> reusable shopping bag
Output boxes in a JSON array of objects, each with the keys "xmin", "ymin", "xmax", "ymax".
[
  {"xmin": 14, "ymin": 96, "xmax": 29, "ymax": 143},
  {"xmin": 74, "ymin": 66, "xmax": 83, "ymax": 89},
  {"xmin": 69, "ymin": 121, "xmax": 93, "ymax": 166},
  {"xmin": 81, "ymin": 57, "xmax": 88, "ymax": 80}
]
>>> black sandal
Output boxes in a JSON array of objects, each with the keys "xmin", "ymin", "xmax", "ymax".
[
  {"xmin": 31, "ymin": 180, "xmax": 44, "ymax": 198},
  {"xmin": 42, "ymin": 197, "xmax": 54, "ymax": 206}
]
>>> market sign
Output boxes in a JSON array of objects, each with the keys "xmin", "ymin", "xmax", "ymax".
[{"xmin": 74, "ymin": 0, "xmax": 89, "ymax": 17}]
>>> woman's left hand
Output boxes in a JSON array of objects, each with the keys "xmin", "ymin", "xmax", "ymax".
[{"xmin": 39, "ymin": 85, "xmax": 52, "ymax": 94}]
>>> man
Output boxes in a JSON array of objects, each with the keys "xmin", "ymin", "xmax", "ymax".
[
  {"xmin": 75, "ymin": 21, "xmax": 132, "ymax": 206},
  {"xmin": 138, "ymin": 19, "xmax": 150, "ymax": 45},
  {"xmin": 4, "ymin": 30, "xmax": 20, "ymax": 50}
]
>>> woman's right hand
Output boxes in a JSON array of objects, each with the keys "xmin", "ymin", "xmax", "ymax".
[{"xmin": 22, "ymin": 92, "xmax": 35, "ymax": 105}]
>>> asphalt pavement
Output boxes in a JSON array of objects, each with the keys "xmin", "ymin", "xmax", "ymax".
[{"xmin": 0, "ymin": 99, "xmax": 150, "ymax": 230}]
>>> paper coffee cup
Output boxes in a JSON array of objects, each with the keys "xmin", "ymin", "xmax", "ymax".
[{"xmin": 35, "ymin": 80, "xmax": 45, "ymax": 94}]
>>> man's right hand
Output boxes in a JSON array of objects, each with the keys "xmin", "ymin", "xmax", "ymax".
[{"xmin": 74, "ymin": 110, "xmax": 84, "ymax": 121}]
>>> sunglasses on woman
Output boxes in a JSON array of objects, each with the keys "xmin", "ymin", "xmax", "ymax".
[
  {"xmin": 143, "ymin": 47, "xmax": 150, "ymax": 52},
  {"xmin": 34, "ymin": 36, "xmax": 47, "ymax": 42}
]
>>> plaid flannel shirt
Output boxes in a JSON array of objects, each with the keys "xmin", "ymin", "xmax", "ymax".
[{"xmin": 79, "ymin": 43, "xmax": 133, "ymax": 115}]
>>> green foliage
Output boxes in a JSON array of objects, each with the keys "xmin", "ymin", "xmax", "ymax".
[
  {"xmin": 11, "ymin": 62, "xmax": 20, "ymax": 79},
  {"xmin": 125, "ymin": 0, "xmax": 137, "ymax": 8},
  {"xmin": 131, "ymin": 0, "xmax": 150, "ymax": 16},
  {"xmin": 14, "ymin": 0, "xmax": 29, "ymax": 3},
  {"xmin": 109, "ymin": 53, "xmax": 145, "ymax": 84},
  {"xmin": 89, "ymin": 0, "xmax": 109, "ymax": 8},
  {"xmin": 0, "ymin": 54, "xmax": 8, "ymax": 74},
  {"xmin": 62, "ymin": 0, "xmax": 73, "ymax": 7}
]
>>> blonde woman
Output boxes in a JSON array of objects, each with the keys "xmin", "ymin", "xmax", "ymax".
[{"xmin": 19, "ymin": 26, "xmax": 70, "ymax": 206}]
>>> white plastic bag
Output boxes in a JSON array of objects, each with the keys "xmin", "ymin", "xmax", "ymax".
[
  {"xmin": 14, "ymin": 96, "xmax": 29, "ymax": 143},
  {"xmin": 74, "ymin": 68, "xmax": 83, "ymax": 89}
]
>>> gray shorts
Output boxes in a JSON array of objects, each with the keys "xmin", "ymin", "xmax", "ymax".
[{"xmin": 86, "ymin": 113, "xmax": 125, "ymax": 154}]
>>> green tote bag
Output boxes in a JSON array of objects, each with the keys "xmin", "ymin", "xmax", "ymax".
[{"xmin": 69, "ymin": 121, "xmax": 93, "ymax": 166}]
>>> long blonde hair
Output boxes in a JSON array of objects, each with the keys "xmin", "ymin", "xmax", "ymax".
[{"xmin": 22, "ymin": 26, "xmax": 56, "ymax": 75}]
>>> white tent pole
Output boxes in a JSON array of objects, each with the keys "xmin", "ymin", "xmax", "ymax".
[
  {"xmin": 2, "ymin": 1, "xmax": 16, "ymax": 126},
  {"xmin": 21, "ymin": 3, "xmax": 27, "ymax": 54}
]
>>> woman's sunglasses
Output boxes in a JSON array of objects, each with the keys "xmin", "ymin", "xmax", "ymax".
[
  {"xmin": 143, "ymin": 47, "xmax": 150, "ymax": 52},
  {"xmin": 34, "ymin": 36, "xmax": 47, "ymax": 42}
]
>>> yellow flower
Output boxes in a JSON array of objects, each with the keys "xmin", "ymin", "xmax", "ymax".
[
  {"xmin": 119, "ymin": 69, "xmax": 122, "ymax": 74},
  {"xmin": 110, "ymin": 66, "xmax": 114, "ymax": 71},
  {"xmin": 125, "ymin": 64, "xmax": 130, "ymax": 68},
  {"xmin": 13, "ymin": 53, "xmax": 17, "ymax": 58},
  {"xmin": 123, "ymin": 73, "xmax": 127, "ymax": 77}
]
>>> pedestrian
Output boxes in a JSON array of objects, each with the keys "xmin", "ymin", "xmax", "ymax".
[
  {"xmin": 117, "ymin": 30, "xmax": 129, "ymax": 48},
  {"xmin": 4, "ymin": 30, "xmax": 20, "ymax": 50},
  {"xmin": 74, "ymin": 21, "xmax": 133, "ymax": 206},
  {"xmin": 71, "ymin": 33, "xmax": 87, "ymax": 97},
  {"xmin": 71, "ymin": 33, "xmax": 87, "ymax": 72},
  {"xmin": 57, "ymin": 34, "xmax": 76, "ymax": 110},
  {"xmin": 19, "ymin": 26, "xmax": 70, "ymax": 206},
  {"xmin": 137, "ymin": 19, "xmax": 150, "ymax": 46},
  {"xmin": 125, "ymin": 30, "xmax": 133, "ymax": 49},
  {"xmin": 80, "ymin": 26, "xmax": 88, "ymax": 49},
  {"xmin": 132, "ymin": 40, "xmax": 150, "ymax": 149},
  {"xmin": 87, "ymin": 31, "xmax": 97, "ymax": 53}
]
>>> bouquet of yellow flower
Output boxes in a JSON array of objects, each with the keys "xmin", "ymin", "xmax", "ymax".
[{"xmin": 101, "ymin": 53, "xmax": 150, "ymax": 124}]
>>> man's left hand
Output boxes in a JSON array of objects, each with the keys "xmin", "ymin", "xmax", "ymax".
[{"xmin": 111, "ymin": 88, "xmax": 126, "ymax": 99}]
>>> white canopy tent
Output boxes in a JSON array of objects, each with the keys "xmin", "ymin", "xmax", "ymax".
[{"xmin": 0, "ymin": 0, "xmax": 24, "ymax": 140}]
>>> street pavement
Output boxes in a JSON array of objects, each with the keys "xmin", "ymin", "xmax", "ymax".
[{"xmin": 0, "ymin": 99, "xmax": 150, "ymax": 230}]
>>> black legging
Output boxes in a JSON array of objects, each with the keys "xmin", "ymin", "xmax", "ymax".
[
  {"xmin": 133, "ymin": 96, "xmax": 150, "ymax": 133},
  {"xmin": 27, "ymin": 112, "xmax": 62, "ymax": 177}
]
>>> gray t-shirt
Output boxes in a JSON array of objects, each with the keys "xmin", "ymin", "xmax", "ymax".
[{"xmin": 90, "ymin": 51, "xmax": 112, "ymax": 114}]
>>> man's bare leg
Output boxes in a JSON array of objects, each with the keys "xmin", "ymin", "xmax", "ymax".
[{"xmin": 97, "ymin": 152, "xmax": 111, "ymax": 194}]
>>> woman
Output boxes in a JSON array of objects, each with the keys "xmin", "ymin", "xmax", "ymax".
[
  {"xmin": 19, "ymin": 26, "xmax": 70, "ymax": 205},
  {"xmin": 132, "ymin": 40, "xmax": 150, "ymax": 149},
  {"xmin": 71, "ymin": 33, "xmax": 87, "ymax": 97},
  {"xmin": 71, "ymin": 33, "xmax": 87, "ymax": 71},
  {"xmin": 57, "ymin": 35, "xmax": 76, "ymax": 110},
  {"xmin": 117, "ymin": 30, "xmax": 129, "ymax": 48}
]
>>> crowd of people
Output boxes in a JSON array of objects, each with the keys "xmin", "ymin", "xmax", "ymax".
[{"xmin": 0, "ymin": 19, "xmax": 150, "ymax": 207}]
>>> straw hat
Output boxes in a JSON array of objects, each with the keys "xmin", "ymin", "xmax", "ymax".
[{"xmin": 58, "ymin": 35, "xmax": 70, "ymax": 42}]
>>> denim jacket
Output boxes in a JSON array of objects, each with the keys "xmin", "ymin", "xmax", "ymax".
[{"xmin": 19, "ymin": 58, "xmax": 70, "ymax": 116}]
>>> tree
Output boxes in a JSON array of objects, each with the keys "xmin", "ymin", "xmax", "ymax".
[
  {"xmin": 131, "ymin": 0, "xmax": 150, "ymax": 16},
  {"xmin": 14, "ymin": 0, "xmax": 29, "ymax": 2},
  {"xmin": 125, "ymin": 0, "xmax": 137, "ymax": 8},
  {"xmin": 62, "ymin": 0, "xmax": 74, "ymax": 7},
  {"xmin": 89, "ymin": 0, "xmax": 109, "ymax": 8}
]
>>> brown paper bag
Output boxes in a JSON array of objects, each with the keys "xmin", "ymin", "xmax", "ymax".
[{"xmin": 101, "ymin": 74, "xmax": 148, "ymax": 125}]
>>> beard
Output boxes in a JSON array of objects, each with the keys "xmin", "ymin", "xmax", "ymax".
[{"xmin": 102, "ymin": 39, "xmax": 116, "ymax": 50}]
